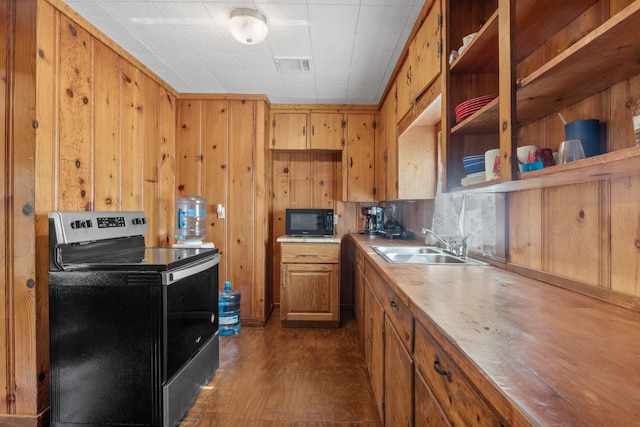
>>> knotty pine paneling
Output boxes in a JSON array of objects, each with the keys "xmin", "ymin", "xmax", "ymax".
[
  {"xmin": 176, "ymin": 98, "xmax": 270, "ymax": 325},
  {"xmin": 0, "ymin": 0, "xmax": 10, "ymax": 414},
  {"xmin": 610, "ymin": 176, "xmax": 640, "ymax": 296},
  {"xmin": 509, "ymin": 190, "xmax": 543, "ymax": 270},
  {"xmin": 59, "ymin": 15, "xmax": 93, "ymax": 211},
  {"xmin": 0, "ymin": 0, "xmax": 178, "ymax": 421}
]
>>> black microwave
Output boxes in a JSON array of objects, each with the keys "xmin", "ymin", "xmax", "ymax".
[{"xmin": 285, "ymin": 209, "xmax": 334, "ymax": 237}]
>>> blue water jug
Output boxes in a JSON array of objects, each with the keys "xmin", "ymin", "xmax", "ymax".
[{"xmin": 219, "ymin": 281, "xmax": 241, "ymax": 336}]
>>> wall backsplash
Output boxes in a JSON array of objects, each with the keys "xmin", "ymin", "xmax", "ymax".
[{"xmin": 430, "ymin": 192, "xmax": 506, "ymax": 258}]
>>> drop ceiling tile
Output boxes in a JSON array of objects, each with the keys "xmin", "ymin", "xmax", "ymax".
[
  {"xmin": 61, "ymin": 0, "xmax": 428, "ymax": 105},
  {"xmin": 308, "ymin": 5, "xmax": 359, "ymax": 35},
  {"xmin": 356, "ymin": 5, "xmax": 412, "ymax": 34}
]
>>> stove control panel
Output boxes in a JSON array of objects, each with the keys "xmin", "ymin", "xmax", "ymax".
[{"xmin": 49, "ymin": 211, "xmax": 148, "ymax": 244}]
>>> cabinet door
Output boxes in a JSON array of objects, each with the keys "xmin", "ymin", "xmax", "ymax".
[
  {"xmin": 396, "ymin": 57, "xmax": 413, "ymax": 122},
  {"xmin": 281, "ymin": 263, "xmax": 339, "ymax": 323},
  {"xmin": 310, "ymin": 112, "xmax": 344, "ymax": 150},
  {"xmin": 354, "ymin": 250, "xmax": 365, "ymax": 350},
  {"xmin": 271, "ymin": 112, "xmax": 307, "ymax": 150},
  {"xmin": 384, "ymin": 320, "xmax": 413, "ymax": 427},
  {"xmin": 385, "ymin": 85, "xmax": 399, "ymax": 200},
  {"xmin": 364, "ymin": 279, "xmax": 385, "ymax": 422},
  {"xmin": 414, "ymin": 0, "xmax": 441, "ymax": 98},
  {"xmin": 343, "ymin": 114, "xmax": 376, "ymax": 202},
  {"xmin": 415, "ymin": 370, "xmax": 451, "ymax": 427}
]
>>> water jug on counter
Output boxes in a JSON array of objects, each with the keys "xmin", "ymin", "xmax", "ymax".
[
  {"xmin": 219, "ymin": 281, "xmax": 241, "ymax": 336},
  {"xmin": 174, "ymin": 195, "xmax": 207, "ymax": 243}
]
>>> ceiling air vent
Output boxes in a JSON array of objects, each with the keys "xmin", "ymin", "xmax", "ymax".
[{"xmin": 273, "ymin": 57, "xmax": 312, "ymax": 72}]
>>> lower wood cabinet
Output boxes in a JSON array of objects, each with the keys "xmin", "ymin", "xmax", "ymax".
[
  {"xmin": 385, "ymin": 318, "xmax": 413, "ymax": 427},
  {"xmin": 280, "ymin": 241, "xmax": 340, "ymax": 327},
  {"xmin": 363, "ymin": 259, "xmax": 414, "ymax": 425},
  {"xmin": 415, "ymin": 369, "xmax": 451, "ymax": 427},
  {"xmin": 364, "ymin": 278, "xmax": 385, "ymax": 421},
  {"xmin": 351, "ymin": 237, "xmax": 504, "ymax": 427},
  {"xmin": 414, "ymin": 321, "xmax": 503, "ymax": 427}
]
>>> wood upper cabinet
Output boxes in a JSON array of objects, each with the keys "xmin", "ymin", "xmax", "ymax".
[
  {"xmin": 396, "ymin": 56, "xmax": 414, "ymax": 123},
  {"xmin": 310, "ymin": 112, "xmax": 345, "ymax": 150},
  {"xmin": 280, "ymin": 241, "xmax": 340, "ymax": 327},
  {"xmin": 270, "ymin": 111, "xmax": 344, "ymax": 150},
  {"xmin": 342, "ymin": 113, "xmax": 376, "ymax": 202},
  {"xmin": 397, "ymin": 0, "xmax": 442, "ymax": 124},
  {"xmin": 271, "ymin": 112, "xmax": 307, "ymax": 150},
  {"xmin": 414, "ymin": 0, "xmax": 442, "ymax": 100},
  {"xmin": 376, "ymin": 85, "xmax": 399, "ymax": 202}
]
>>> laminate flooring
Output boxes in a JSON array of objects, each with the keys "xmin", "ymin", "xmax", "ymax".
[{"xmin": 181, "ymin": 309, "xmax": 382, "ymax": 427}]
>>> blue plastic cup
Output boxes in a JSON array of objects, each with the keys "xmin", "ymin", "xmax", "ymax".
[{"xmin": 565, "ymin": 119, "xmax": 601, "ymax": 158}]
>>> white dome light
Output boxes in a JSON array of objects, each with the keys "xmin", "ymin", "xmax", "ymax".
[{"xmin": 229, "ymin": 8, "xmax": 268, "ymax": 45}]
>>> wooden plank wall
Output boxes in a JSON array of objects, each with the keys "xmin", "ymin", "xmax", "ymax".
[
  {"xmin": 1, "ymin": 0, "xmax": 177, "ymax": 422},
  {"xmin": 176, "ymin": 97, "xmax": 270, "ymax": 326},
  {"xmin": 508, "ymin": 0, "xmax": 640, "ymax": 303}
]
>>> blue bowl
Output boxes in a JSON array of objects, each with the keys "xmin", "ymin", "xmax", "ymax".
[
  {"xmin": 463, "ymin": 160, "xmax": 485, "ymax": 174},
  {"xmin": 462, "ymin": 155, "xmax": 484, "ymax": 167}
]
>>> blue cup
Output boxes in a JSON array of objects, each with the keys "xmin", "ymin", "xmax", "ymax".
[{"xmin": 565, "ymin": 119, "xmax": 601, "ymax": 158}]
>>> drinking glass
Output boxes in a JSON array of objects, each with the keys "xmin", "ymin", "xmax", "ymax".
[{"xmin": 557, "ymin": 139, "xmax": 585, "ymax": 164}]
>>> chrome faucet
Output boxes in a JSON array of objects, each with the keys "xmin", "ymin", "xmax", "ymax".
[
  {"xmin": 421, "ymin": 228, "xmax": 457, "ymax": 256},
  {"xmin": 421, "ymin": 228, "xmax": 472, "ymax": 259}
]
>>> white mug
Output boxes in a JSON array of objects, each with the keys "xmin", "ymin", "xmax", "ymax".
[{"xmin": 484, "ymin": 149, "xmax": 500, "ymax": 181}]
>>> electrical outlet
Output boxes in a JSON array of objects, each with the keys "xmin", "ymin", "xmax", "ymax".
[{"xmin": 334, "ymin": 214, "xmax": 338, "ymax": 225}]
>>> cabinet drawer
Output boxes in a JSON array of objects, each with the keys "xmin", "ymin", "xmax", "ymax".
[
  {"xmin": 414, "ymin": 321, "xmax": 502, "ymax": 427},
  {"xmin": 366, "ymin": 266, "xmax": 413, "ymax": 353},
  {"xmin": 281, "ymin": 243, "xmax": 340, "ymax": 263}
]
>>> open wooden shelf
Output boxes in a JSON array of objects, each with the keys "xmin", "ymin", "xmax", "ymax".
[
  {"xmin": 514, "ymin": 0, "xmax": 598, "ymax": 62},
  {"xmin": 451, "ymin": 97, "xmax": 500, "ymax": 135},
  {"xmin": 516, "ymin": 1, "xmax": 640, "ymax": 125},
  {"xmin": 453, "ymin": 145, "xmax": 640, "ymax": 193},
  {"xmin": 450, "ymin": 10, "xmax": 499, "ymax": 74}
]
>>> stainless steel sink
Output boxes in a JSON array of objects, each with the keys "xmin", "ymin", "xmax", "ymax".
[
  {"xmin": 371, "ymin": 246, "xmax": 441, "ymax": 255},
  {"xmin": 371, "ymin": 246, "xmax": 487, "ymax": 265}
]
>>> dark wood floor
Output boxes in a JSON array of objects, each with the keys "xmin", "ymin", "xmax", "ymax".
[{"xmin": 181, "ymin": 309, "xmax": 382, "ymax": 427}]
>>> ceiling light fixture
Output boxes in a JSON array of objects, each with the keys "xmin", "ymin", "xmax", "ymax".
[{"xmin": 229, "ymin": 8, "xmax": 268, "ymax": 45}]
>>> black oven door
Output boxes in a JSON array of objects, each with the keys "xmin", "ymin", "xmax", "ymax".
[{"xmin": 164, "ymin": 254, "xmax": 219, "ymax": 381}]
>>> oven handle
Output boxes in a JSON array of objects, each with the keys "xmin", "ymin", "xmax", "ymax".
[{"xmin": 162, "ymin": 254, "xmax": 220, "ymax": 285}]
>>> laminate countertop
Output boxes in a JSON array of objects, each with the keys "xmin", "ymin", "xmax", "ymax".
[{"xmin": 350, "ymin": 234, "xmax": 640, "ymax": 426}]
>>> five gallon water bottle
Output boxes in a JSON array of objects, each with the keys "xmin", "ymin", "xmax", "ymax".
[
  {"xmin": 175, "ymin": 195, "xmax": 207, "ymax": 243},
  {"xmin": 219, "ymin": 281, "xmax": 241, "ymax": 336}
]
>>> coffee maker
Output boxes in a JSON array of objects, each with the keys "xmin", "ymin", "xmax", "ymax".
[{"xmin": 361, "ymin": 206, "xmax": 384, "ymax": 235}]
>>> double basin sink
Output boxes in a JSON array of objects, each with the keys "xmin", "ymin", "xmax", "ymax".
[{"xmin": 372, "ymin": 246, "xmax": 487, "ymax": 266}]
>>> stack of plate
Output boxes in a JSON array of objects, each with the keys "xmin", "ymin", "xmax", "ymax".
[
  {"xmin": 455, "ymin": 94, "xmax": 498, "ymax": 123},
  {"xmin": 461, "ymin": 171, "xmax": 486, "ymax": 186}
]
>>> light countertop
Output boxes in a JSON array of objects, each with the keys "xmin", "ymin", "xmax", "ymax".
[{"xmin": 277, "ymin": 235, "xmax": 341, "ymax": 244}]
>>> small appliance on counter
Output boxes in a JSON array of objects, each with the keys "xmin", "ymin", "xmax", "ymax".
[
  {"xmin": 360, "ymin": 206, "xmax": 384, "ymax": 235},
  {"xmin": 285, "ymin": 208, "xmax": 334, "ymax": 237}
]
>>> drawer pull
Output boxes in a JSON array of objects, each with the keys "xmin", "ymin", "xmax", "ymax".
[
  {"xmin": 390, "ymin": 300, "xmax": 398, "ymax": 310},
  {"xmin": 433, "ymin": 356, "xmax": 452, "ymax": 383}
]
